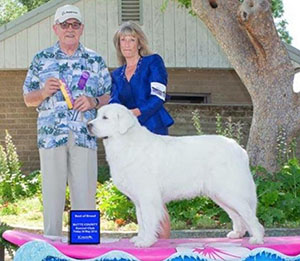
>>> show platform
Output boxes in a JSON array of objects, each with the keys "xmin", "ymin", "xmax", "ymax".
[{"xmin": 3, "ymin": 230, "xmax": 300, "ymax": 260}]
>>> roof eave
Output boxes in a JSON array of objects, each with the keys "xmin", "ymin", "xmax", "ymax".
[
  {"xmin": 0, "ymin": 0, "xmax": 79, "ymax": 42},
  {"xmin": 284, "ymin": 43, "xmax": 300, "ymax": 70}
]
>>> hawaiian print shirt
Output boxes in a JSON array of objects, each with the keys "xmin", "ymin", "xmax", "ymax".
[{"xmin": 23, "ymin": 42, "xmax": 111, "ymax": 150}]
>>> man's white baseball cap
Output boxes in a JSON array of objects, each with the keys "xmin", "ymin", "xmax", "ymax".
[{"xmin": 54, "ymin": 5, "xmax": 83, "ymax": 24}]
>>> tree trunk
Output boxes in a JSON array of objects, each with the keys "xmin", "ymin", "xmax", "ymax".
[{"xmin": 192, "ymin": 0, "xmax": 300, "ymax": 172}]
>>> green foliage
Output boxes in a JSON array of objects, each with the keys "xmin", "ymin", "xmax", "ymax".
[
  {"xmin": 162, "ymin": 0, "xmax": 195, "ymax": 15},
  {"xmin": 276, "ymin": 20, "xmax": 292, "ymax": 44},
  {"xmin": 18, "ymin": 0, "xmax": 50, "ymax": 11},
  {"xmin": 0, "ymin": 131, "xmax": 41, "ymax": 204},
  {"xmin": 98, "ymin": 166, "xmax": 111, "ymax": 184},
  {"xmin": 24, "ymin": 170, "xmax": 42, "ymax": 197},
  {"xmin": 168, "ymin": 197, "xmax": 230, "ymax": 229},
  {"xmin": 271, "ymin": 0, "xmax": 284, "ymax": 18},
  {"xmin": 96, "ymin": 180, "xmax": 136, "ymax": 223},
  {"xmin": 0, "ymin": 0, "xmax": 27, "ymax": 26},
  {"xmin": 0, "ymin": 202, "xmax": 19, "ymax": 215},
  {"xmin": 162, "ymin": 0, "xmax": 191, "ymax": 10},
  {"xmin": 192, "ymin": 111, "xmax": 245, "ymax": 145},
  {"xmin": 64, "ymin": 186, "xmax": 71, "ymax": 211},
  {"xmin": 0, "ymin": 130, "xmax": 24, "ymax": 203},
  {"xmin": 276, "ymin": 126, "xmax": 297, "ymax": 166},
  {"xmin": 191, "ymin": 110, "xmax": 203, "ymax": 135},
  {"xmin": 215, "ymin": 113, "xmax": 223, "ymax": 136},
  {"xmin": 215, "ymin": 114, "xmax": 244, "ymax": 145},
  {"xmin": 0, "ymin": 0, "xmax": 49, "ymax": 26},
  {"xmin": 253, "ymin": 158, "xmax": 300, "ymax": 227},
  {"xmin": 270, "ymin": 0, "xmax": 292, "ymax": 43},
  {"xmin": 0, "ymin": 197, "xmax": 44, "ymax": 229},
  {"xmin": 0, "ymin": 222, "xmax": 17, "ymax": 258}
]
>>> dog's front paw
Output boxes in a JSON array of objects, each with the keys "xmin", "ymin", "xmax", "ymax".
[
  {"xmin": 130, "ymin": 236, "xmax": 140, "ymax": 244},
  {"xmin": 249, "ymin": 236, "xmax": 264, "ymax": 245},
  {"xmin": 134, "ymin": 237, "xmax": 156, "ymax": 248},
  {"xmin": 226, "ymin": 230, "xmax": 245, "ymax": 239}
]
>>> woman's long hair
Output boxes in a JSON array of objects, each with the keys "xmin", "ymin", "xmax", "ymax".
[{"xmin": 113, "ymin": 21, "xmax": 152, "ymax": 65}]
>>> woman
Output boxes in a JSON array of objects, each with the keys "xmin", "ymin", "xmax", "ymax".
[
  {"xmin": 110, "ymin": 21, "xmax": 173, "ymax": 238},
  {"xmin": 110, "ymin": 21, "xmax": 174, "ymax": 135}
]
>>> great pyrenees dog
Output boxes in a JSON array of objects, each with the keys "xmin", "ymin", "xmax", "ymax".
[{"xmin": 88, "ymin": 104, "xmax": 264, "ymax": 247}]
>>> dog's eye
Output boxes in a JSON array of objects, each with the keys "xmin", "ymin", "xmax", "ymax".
[{"xmin": 102, "ymin": 115, "xmax": 108, "ymax": 120}]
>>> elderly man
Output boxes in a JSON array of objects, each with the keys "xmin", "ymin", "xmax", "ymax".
[{"xmin": 23, "ymin": 5, "xmax": 111, "ymax": 241}]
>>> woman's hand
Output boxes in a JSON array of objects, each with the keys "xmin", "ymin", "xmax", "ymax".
[{"xmin": 131, "ymin": 108, "xmax": 141, "ymax": 117}]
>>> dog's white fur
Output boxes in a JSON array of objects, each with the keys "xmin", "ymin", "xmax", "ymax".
[{"xmin": 88, "ymin": 104, "xmax": 264, "ymax": 247}]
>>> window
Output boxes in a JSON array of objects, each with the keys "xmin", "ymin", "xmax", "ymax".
[
  {"xmin": 119, "ymin": 0, "xmax": 143, "ymax": 25},
  {"xmin": 167, "ymin": 93, "xmax": 211, "ymax": 104}
]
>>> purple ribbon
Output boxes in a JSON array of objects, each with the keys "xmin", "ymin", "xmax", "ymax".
[{"xmin": 72, "ymin": 71, "xmax": 90, "ymax": 121}]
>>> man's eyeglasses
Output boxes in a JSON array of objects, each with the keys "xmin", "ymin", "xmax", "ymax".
[{"xmin": 59, "ymin": 21, "xmax": 82, "ymax": 30}]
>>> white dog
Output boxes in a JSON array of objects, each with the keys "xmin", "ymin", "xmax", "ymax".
[{"xmin": 88, "ymin": 104, "xmax": 264, "ymax": 247}]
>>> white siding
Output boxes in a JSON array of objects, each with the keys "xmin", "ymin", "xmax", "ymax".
[
  {"xmin": 4, "ymin": 36, "xmax": 16, "ymax": 68},
  {"xmin": 186, "ymin": 13, "xmax": 198, "ymax": 68},
  {"xmin": 106, "ymin": 0, "xmax": 119, "ymax": 68},
  {"xmin": 84, "ymin": 0, "xmax": 97, "ymax": 51},
  {"xmin": 142, "ymin": 0, "xmax": 153, "ymax": 52},
  {"xmin": 39, "ymin": 17, "xmax": 51, "ymax": 51},
  {"xmin": 0, "ymin": 0, "xmax": 231, "ymax": 69},
  {"xmin": 27, "ymin": 24, "xmax": 39, "ymax": 63},
  {"xmin": 163, "ymin": 0, "xmax": 175, "ymax": 67},
  {"xmin": 197, "ymin": 20, "xmax": 209, "ymax": 68},
  {"xmin": 75, "ymin": 1, "xmax": 85, "ymax": 44},
  {"xmin": 208, "ymin": 31, "xmax": 222, "ymax": 67},
  {"xmin": 16, "ymin": 30, "xmax": 28, "ymax": 68},
  {"xmin": 50, "ymin": 15, "xmax": 57, "ymax": 45},
  {"xmin": 175, "ymin": 6, "xmax": 187, "ymax": 67},
  {"xmin": 96, "ymin": 0, "xmax": 109, "ymax": 62},
  {"xmin": 0, "ymin": 41, "xmax": 4, "ymax": 68},
  {"xmin": 152, "ymin": 0, "xmax": 164, "ymax": 57}
]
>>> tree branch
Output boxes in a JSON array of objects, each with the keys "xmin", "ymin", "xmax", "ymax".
[
  {"xmin": 192, "ymin": 0, "xmax": 259, "ymax": 81},
  {"xmin": 238, "ymin": 0, "xmax": 286, "ymax": 66}
]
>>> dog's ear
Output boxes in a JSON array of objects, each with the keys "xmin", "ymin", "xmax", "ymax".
[{"xmin": 118, "ymin": 110, "xmax": 135, "ymax": 134}]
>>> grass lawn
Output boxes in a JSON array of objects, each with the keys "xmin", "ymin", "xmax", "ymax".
[
  {"xmin": 0, "ymin": 197, "xmax": 138, "ymax": 232},
  {"xmin": 0, "ymin": 196, "xmax": 227, "ymax": 233},
  {"xmin": 1, "ymin": 195, "xmax": 300, "ymax": 234}
]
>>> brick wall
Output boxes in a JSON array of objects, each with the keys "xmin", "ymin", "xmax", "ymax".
[
  {"xmin": 167, "ymin": 103, "xmax": 253, "ymax": 146},
  {"xmin": 0, "ymin": 70, "xmax": 40, "ymax": 173},
  {"xmin": 0, "ymin": 70, "xmax": 253, "ymax": 174},
  {"xmin": 167, "ymin": 69, "xmax": 252, "ymax": 104}
]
